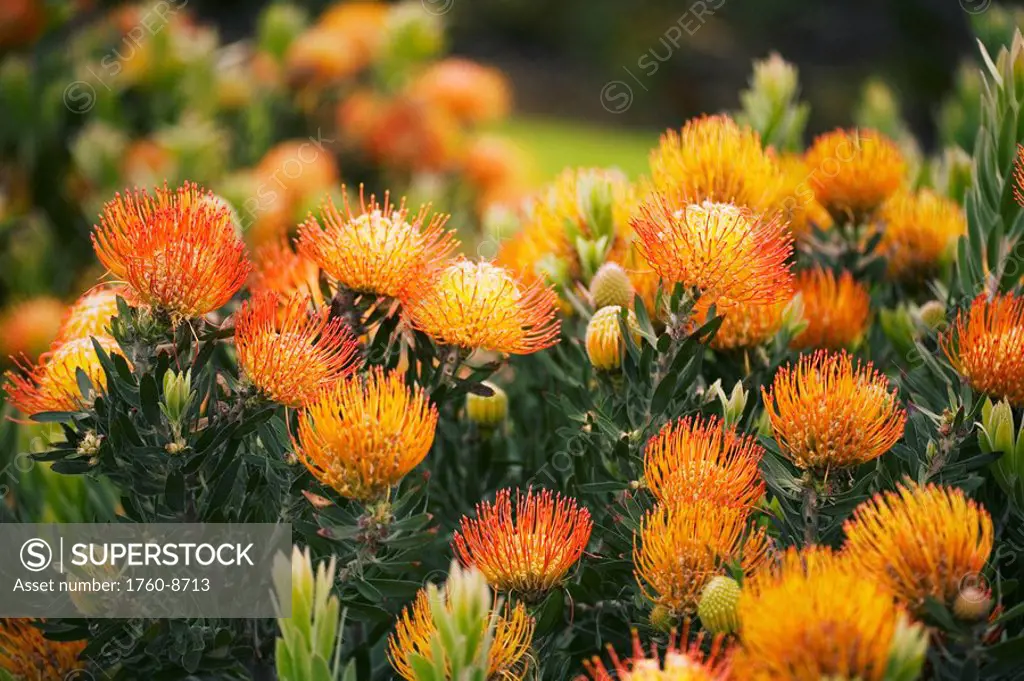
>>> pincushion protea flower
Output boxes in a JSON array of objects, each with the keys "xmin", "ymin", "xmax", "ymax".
[
  {"xmin": 700, "ymin": 296, "xmax": 789, "ymax": 351},
  {"xmin": 649, "ymin": 114, "xmax": 781, "ymax": 215},
  {"xmin": 297, "ymin": 189, "xmax": 456, "ymax": 299},
  {"xmin": 634, "ymin": 501, "xmax": 769, "ymax": 616},
  {"xmin": 643, "ymin": 415, "xmax": 765, "ymax": 511},
  {"xmin": 790, "ymin": 267, "xmax": 870, "ymax": 350},
  {"xmin": 91, "ymin": 182, "xmax": 251, "ymax": 321},
  {"xmin": 4, "ymin": 336, "xmax": 123, "ymax": 416},
  {"xmin": 580, "ymin": 627, "xmax": 728, "ymax": 681},
  {"xmin": 405, "ymin": 259, "xmax": 561, "ymax": 355},
  {"xmin": 293, "ymin": 368, "xmax": 438, "ymax": 502},
  {"xmin": 453, "ymin": 487, "xmax": 592, "ymax": 599},
  {"xmin": 388, "ymin": 587, "xmax": 535, "ymax": 680},
  {"xmin": 632, "ymin": 198, "xmax": 793, "ymax": 309},
  {"xmin": 875, "ymin": 189, "xmax": 965, "ymax": 281},
  {"xmin": 762, "ymin": 351, "xmax": 905, "ymax": 472},
  {"xmin": 804, "ymin": 128, "xmax": 906, "ymax": 219},
  {"xmin": 251, "ymin": 238, "xmax": 324, "ymax": 306},
  {"xmin": 732, "ymin": 547, "xmax": 926, "ymax": 681},
  {"xmin": 234, "ymin": 291, "xmax": 358, "ymax": 408},
  {"xmin": 55, "ymin": 287, "xmax": 124, "ymax": 344},
  {"xmin": 843, "ymin": 483, "xmax": 994, "ymax": 613},
  {"xmin": 585, "ymin": 305, "xmax": 642, "ymax": 371},
  {"xmin": 0, "ymin": 619, "xmax": 87, "ymax": 680},
  {"xmin": 940, "ymin": 293, "xmax": 1024, "ymax": 406}
]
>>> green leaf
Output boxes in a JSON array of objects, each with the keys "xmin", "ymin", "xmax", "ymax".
[{"xmin": 139, "ymin": 374, "xmax": 163, "ymax": 429}]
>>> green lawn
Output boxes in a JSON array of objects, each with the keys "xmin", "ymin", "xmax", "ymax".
[{"xmin": 491, "ymin": 116, "xmax": 658, "ymax": 183}]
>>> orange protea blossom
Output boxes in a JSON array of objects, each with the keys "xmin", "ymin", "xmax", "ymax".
[
  {"xmin": 643, "ymin": 415, "xmax": 765, "ymax": 511},
  {"xmin": 404, "ymin": 259, "xmax": 561, "ymax": 355},
  {"xmin": 580, "ymin": 625, "xmax": 729, "ymax": 681},
  {"xmin": 843, "ymin": 483, "xmax": 994, "ymax": 612},
  {"xmin": 297, "ymin": 188, "xmax": 456, "ymax": 299},
  {"xmin": 388, "ymin": 587, "xmax": 535, "ymax": 681},
  {"xmin": 234, "ymin": 291, "xmax": 358, "ymax": 409},
  {"xmin": 789, "ymin": 267, "xmax": 870, "ymax": 350},
  {"xmin": 293, "ymin": 368, "xmax": 438, "ymax": 502},
  {"xmin": 940, "ymin": 293, "xmax": 1024, "ymax": 406},
  {"xmin": 732, "ymin": 546, "xmax": 919, "ymax": 681},
  {"xmin": 250, "ymin": 238, "xmax": 324, "ymax": 306},
  {"xmin": 774, "ymin": 152, "xmax": 834, "ymax": 238},
  {"xmin": 762, "ymin": 350, "xmax": 905, "ymax": 472},
  {"xmin": 874, "ymin": 189, "xmax": 965, "ymax": 281},
  {"xmin": 4, "ymin": 336, "xmax": 124, "ymax": 417},
  {"xmin": 0, "ymin": 619, "xmax": 87, "ymax": 681},
  {"xmin": 649, "ymin": 114, "xmax": 782, "ymax": 215},
  {"xmin": 91, "ymin": 182, "xmax": 251, "ymax": 322},
  {"xmin": 56, "ymin": 286, "xmax": 126, "ymax": 344},
  {"xmin": 634, "ymin": 501, "xmax": 770, "ymax": 617},
  {"xmin": 804, "ymin": 128, "xmax": 906, "ymax": 220},
  {"xmin": 631, "ymin": 198, "xmax": 793, "ymax": 310},
  {"xmin": 697, "ymin": 293, "xmax": 791, "ymax": 351},
  {"xmin": 453, "ymin": 487, "xmax": 592, "ymax": 599}
]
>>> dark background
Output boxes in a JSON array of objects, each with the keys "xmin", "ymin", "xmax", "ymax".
[{"xmin": 184, "ymin": 0, "xmax": 1022, "ymax": 151}]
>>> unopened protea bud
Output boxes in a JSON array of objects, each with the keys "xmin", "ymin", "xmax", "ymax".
[
  {"xmin": 917, "ymin": 300, "xmax": 947, "ymax": 331},
  {"xmin": 161, "ymin": 369, "xmax": 193, "ymax": 431},
  {"xmin": 590, "ymin": 262, "xmax": 633, "ymax": 310},
  {"xmin": 274, "ymin": 546, "xmax": 344, "ymax": 681},
  {"xmin": 709, "ymin": 380, "xmax": 748, "ymax": 428},
  {"xmin": 649, "ymin": 603, "xmax": 675, "ymax": 633},
  {"xmin": 953, "ymin": 584, "xmax": 993, "ymax": 622},
  {"xmin": 466, "ymin": 381, "xmax": 508, "ymax": 429},
  {"xmin": 585, "ymin": 305, "xmax": 641, "ymax": 371},
  {"xmin": 979, "ymin": 397, "xmax": 1024, "ymax": 505},
  {"xmin": 879, "ymin": 305, "xmax": 917, "ymax": 355},
  {"xmin": 697, "ymin": 575, "xmax": 741, "ymax": 634}
]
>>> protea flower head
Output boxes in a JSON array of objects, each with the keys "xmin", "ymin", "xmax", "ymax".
[
  {"xmin": 0, "ymin": 619, "xmax": 87, "ymax": 680},
  {"xmin": 804, "ymin": 128, "xmax": 906, "ymax": 220},
  {"xmin": 940, "ymin": 293, "xmax": 1024, "ymax": 406},
  {"xmin": 789, "ymin": 268, "xmax": 870, "ymax": 350}
]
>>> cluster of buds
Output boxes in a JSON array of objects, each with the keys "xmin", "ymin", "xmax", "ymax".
[
  {"xmin": 979, "ymin": 398, "xmax": 1024, "ymax": 510},
  {"xmin": 161, "ymin": 369, "xmax": 194, "ymax": 454}
]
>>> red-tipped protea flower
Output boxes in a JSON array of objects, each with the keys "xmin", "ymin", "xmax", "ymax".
[
  {"xmin": 234, "ymin": 291, "xmax": 359, "ymax": 408},
  {"xmin": 293, "ymin": 368, "xmax": 438, "ymax": 502},
  {"xmin": 843, "ymin": 483, "xmax": 994, "ymax": 613},
  {"xmin": 405, "ymin": 259, "xmax": 561, "ymax": 354},
  {"xmin": 91, "ymin": 182, "xmax": 251, "ymax": 320},
  {"xmin": 632, "ymin": 198, "xmax": 793, "ymax": 309},
  {"xmin": 643, "ymin": 415, "xmax": 765, "ymax": 511},
  {"xmin": 297, "ymin": 189, "xmax": 456, "ymax": 299},
  {"xmin": 4, "ymin": 336, "xmax": 123, "ymax": 416},
  {"xmin": 580, "ymin": 627, "xmax": 728, "ymax": 681},
  {"xmin": 941, "ymin": 293, "xmax": 1024, "ymax": 406},
  {"xmin": 453, "ymin": 487, "xmax": 592, "ymax": 599},
  {"xmin": 762, "ymin": 350, "xmax": 905, "ymax": 472}
]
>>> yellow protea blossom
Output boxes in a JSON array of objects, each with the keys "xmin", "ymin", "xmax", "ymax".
[
  {"xmin": 585, "ymin": 305, "xmax": 642, "ymax": 371},
  {"xmin": 804, "ymin": 128, "xmax": 906, "ymax": 219},
  {"xmin": 875, "ymin": 189, "xmax": 965, "ymax": 281},
  {"xmin": 293, "ymin": 368, "xmax": 438, "ymax": 502},
  {"xmin": 843, "ymin": 483, "xmax": 994, "ymax": 612},
  {"xmin": 4, "ymin": 336, "xmax": 123, "ymax": 417}
]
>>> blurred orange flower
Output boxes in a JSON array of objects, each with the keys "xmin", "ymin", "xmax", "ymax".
[
  {"xmin": 804, "ymin": 128, "xmax": 905, "ymax": 219},
  {"xmin": 409, "ymin": 58, "xmax": 512, "ymax": 124},
  {"xmin": 790, "ymin": 268, "xmax": 870, "ymax": 350}
]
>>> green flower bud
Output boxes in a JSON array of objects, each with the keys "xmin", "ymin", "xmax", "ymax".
[
  {"xmin": 709, "ymin": 380, "xmax": 748, "ymax": 429},
  {"xmin": 161, "ymin": 369, "xmax": 193, "ymax": 430},
  {"xmin": 649, "ymin": 603, "xmax": 676, "ymax": 633},
  {"xmin": 917, "ymin": 300, "xmax": 947, "ymax": 332},
  {"xmin": 466, "ymin": 382, "xmax": 508, "ymax": 429},
  {"xmin": 274, "ymin": 546, "xmax": 343, "ymax": 681},
  {"xmin": 884, "ymin": 614, "xmax": 928, "ymax": 681},
  {"xmin": 980, "ymin": 398, "xmax": 1016, "ymax": 456},
  {"xmin": 879, "ymin": 305, "xmax": 917, "ymax": 354},
  {"xmin": 697, "ymin": 575, "xmax": 741, "ymax": 634}
]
